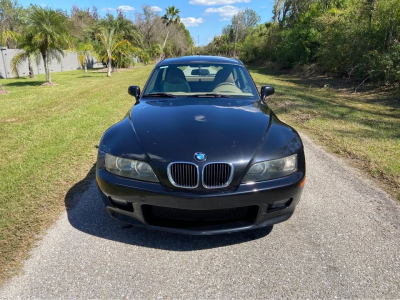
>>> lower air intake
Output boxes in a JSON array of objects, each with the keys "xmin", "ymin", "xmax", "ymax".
[{"xmin": 151, "ymin": 205, "xmax": 251, "ymax": 222}]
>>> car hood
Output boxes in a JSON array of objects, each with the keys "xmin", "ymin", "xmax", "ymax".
[{"xmin": 129, "ymin": 98, "xmax": 272, "ymax": 163}]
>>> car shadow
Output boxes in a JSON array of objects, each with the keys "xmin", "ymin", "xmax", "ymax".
[{"xmin": 65, "ymin": 164, "xmax": 274, "ymax": 251}]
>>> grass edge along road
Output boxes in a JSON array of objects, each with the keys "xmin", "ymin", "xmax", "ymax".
[
  {"xmin": 0, "ymin": 66, "xmax": 152, "ymax": 284},
  {"xmin": 1, "ymin": 65, "xmax": 399, "ymax": 285},
  {"xmin": 250, "ymin": 67, "xmax": 399, "ymax": 201}
]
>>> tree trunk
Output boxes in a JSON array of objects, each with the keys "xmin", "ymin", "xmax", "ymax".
[
  {"xmin": 159, "ymin": 30, "xmax": 170, "ymax": 61},
  {"xmin": 84, "ymin": 55, "xmax": 87, "ymax": 74},
  {"xmin": 28, "ymin": 57, "xmax": 34, "ymax": 78},
  {"xmin": 107, "ymin": 55, "xmax": 111, "ymax": 77},
  {"xmin": 233, "ymin": 22, "xmax": 239, "ymax": 57},
  {"xmin": 42, "ymin": 51, "xmax": 51, "ymax": 83},
  {"xmin": 47, "ymin": 54, "xmax": 51, "ymax": 83},
  {"xmin": 162, "ymin": 30, "xmax": 170, "ymax": 50}
]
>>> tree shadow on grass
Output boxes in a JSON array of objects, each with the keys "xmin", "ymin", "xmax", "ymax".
[
  {"xmin": 252, "ymin": 70, "xmax": 400, "ymax": 125},
  {"xmin": 3, "ymin": 80, "xmax": 44, "ymax": 87},
  {"xmin": 250, "ymin": 66, "xmax": 400, "ymax": 108},
  {"xmin": 65, "ymin": 164, "xmax": 274, "ymax": 251},
  {"xmin": 271, "ymin": 84, "xmax": 400, "ymax": 122}
]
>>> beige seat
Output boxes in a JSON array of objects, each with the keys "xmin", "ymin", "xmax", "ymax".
[
  {"xmin": 212, "ymin": 67, "xmax": 241, "ymax": 93},
  {"xmin": 161, "ymin": 68, "xmax": 191, "ymax": 93},
  {"xmin": 212, "ymin": 68, "xmax": 235, "ymax": 88}
]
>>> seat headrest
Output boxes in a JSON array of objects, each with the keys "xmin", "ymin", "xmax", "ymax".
[
  {"xmin": 165, "ymin": 68, "xmax": 186, "ymax": 83},
  {"xmin": 214, "ymin": 67, "xmax": 234, "ymax": 86}
]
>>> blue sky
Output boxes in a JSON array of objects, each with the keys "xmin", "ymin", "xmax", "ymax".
[{"xmin": 18, "ymin": 0, "xmax": 273, "ymax": 46}]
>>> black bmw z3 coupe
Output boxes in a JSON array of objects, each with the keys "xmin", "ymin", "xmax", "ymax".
[{"xmin": 96, "ymin": 56, "xmax": 306, "ymax": 235}]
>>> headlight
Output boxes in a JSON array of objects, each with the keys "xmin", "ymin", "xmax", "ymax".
[
  {"xmin": 242, "ymin": 154, "xmax": 297, "ymax": 183},
  {"xmin": 105, "ymin": 154, "xmax": 159, "ymax": 183}
]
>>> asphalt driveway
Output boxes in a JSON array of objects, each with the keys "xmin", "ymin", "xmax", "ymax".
[{"xmin": 1, "ymin": 135, "xmax": 399, "ymax": 298}]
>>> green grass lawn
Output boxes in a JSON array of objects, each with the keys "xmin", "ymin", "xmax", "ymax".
[
  {"xmin": 0, "ymin": 66, "xmax": 153, "ymax": 282},
  {"xmin": 0, "ymin": 65, "xmax": 399, "ymax": 284},
  {"xmin": 250, "ymin": 67, "xmax": 400, "ymax": 200}
]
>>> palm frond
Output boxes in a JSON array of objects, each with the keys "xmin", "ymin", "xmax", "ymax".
[
  {"xmin": 111, "ymin": 40, "xmax": 131, "ymax": 52},
  {"xmin": 49, "ymin": 49, "xmax": 63, "ymax": 63},
  {"xmin": 10, "ymin": 52, "xmax": 28, "ymax": 77},
  {"xmin": 0, "ymin": 30, "xmax": 20, "ymax": 46}
]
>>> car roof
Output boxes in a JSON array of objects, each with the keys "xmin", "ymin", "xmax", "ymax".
[{"xmin": 156, "ymin": 55, "xmax": 244, "ymax": 67}]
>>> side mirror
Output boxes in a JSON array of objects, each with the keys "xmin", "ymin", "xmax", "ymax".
[
  {"xmin": 260, "ymin": 85, "xmax": 275, "ymax": 100},
  {"xmin": 128, "ymin": 85, "xmax": 140, "ymax": 100}
]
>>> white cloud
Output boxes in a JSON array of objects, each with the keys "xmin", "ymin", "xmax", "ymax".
[
  {"xmin": 102, "ymin": 5, "xmax": 135, "ymax": 12},
  {"xmin": 190, "ymin": 0, "xmax": 249, "ymax": 5},
  {"xmin": 40, "ymin": 3, "xmax": 47, "ymax": 7},
  {"xmin": 118, "ymin": 5, "xmax": 135, "ymax": 11},
  {"xmin": 151, "ymin": 6, "xmax": 162, "ymax": 12},
  {"xmin": 181, "ymin": 17, "xmax": 204, "ymax": 27},
  {"xmin": 205, "ymin": 5, "xmax": 240, "ymax": 18}
]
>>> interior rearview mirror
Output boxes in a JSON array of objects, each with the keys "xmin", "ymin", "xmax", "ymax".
[
  {"xmin": 128, "ymin": 85, "xmax": 140, "ymax": 100},
  {"xmin": 260, "ymin": 85, "xmax": 275, "ymax": 100}
]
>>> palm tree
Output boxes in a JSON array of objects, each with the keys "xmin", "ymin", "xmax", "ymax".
[
  {"xmin": 160, "ymin": 6, "xmax": 180, "ymax": 59},
  {"xmin": 149, "ymin": 43, "xmax": 162, "ymax": 60},
  {"xmin": 77, "ymin": 42, "xmax": 96, "ymax": 74},
  {"xmin": 10, "ymin": 33, "xmax": 40, "ymax": 78},
  {"xmin": 10, "ymin": 50, "xmax": 37, "ymax": 78},
  {"xmin": 96, "ymin": 27, "xmax": 131, "ymax": 77},
  {"xmin": 25, "ymin": 6, "xmax": 72, "ymax": 84},
  {"xmin": 113, "ymin": 43, "xmax": 140, "ymax": 70}
]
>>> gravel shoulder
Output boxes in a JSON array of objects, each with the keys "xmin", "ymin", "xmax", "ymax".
[{"xmin": 1, "ymin": 134, "xmax": 399, "ymax": 299}]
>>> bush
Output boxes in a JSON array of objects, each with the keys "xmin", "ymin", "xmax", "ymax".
[{"xmin": 238, "ymin": 0, "xmax": 400, "ymax": 85}]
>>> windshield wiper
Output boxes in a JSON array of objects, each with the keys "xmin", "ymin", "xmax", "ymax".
[
  {"xmin": 191, "ymin": 93, "xmax": 233, "ymax": 98},
  {"xmin": 142, "ymin": 92, "xmax": 177, "ymax": 98}
]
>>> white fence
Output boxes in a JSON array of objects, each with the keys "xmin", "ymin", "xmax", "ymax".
[{"xmin": 0, "ymin": 48, "xmax": 100, "ymax": 79}]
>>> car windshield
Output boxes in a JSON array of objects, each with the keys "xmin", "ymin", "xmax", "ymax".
[{"xmin": 142, "ymin": 63, "xmax": 258, "ymax": 99}]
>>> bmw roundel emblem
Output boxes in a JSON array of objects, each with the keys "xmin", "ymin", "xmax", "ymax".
[{"xmin": 194, "ymin": 152, "xmax": 207, "ymax": 162}]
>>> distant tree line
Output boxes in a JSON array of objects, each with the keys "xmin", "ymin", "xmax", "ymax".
[
  {"xmin": 201, "ymin": 0, "xmax": 400, "ymax": 85},
  {"xmin": 0, "ymin": 1, "xmax": 194, "ymax": 83}
]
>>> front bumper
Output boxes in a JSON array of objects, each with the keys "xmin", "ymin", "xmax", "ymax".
[{"xmin": 96, "ymin": 164, "xmax": 305, "ymax": 235}]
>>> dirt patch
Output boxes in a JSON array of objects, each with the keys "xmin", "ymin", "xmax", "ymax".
[
  {"xmin": 41, "ymin": 82, "xmax": 58, "ymax": 87},
  {"xmin": 5, "ymin": 118, "xmax": 18, "ymax": 123},
  {"xmin": 271, "ymin": 99, "xmax": 297, "ymax": 108},
  {"xmin": 92, "ymin": 68, "xmax": 132, "ymax": 73},
  {"xmin": 293, "ymin": 113, "xmax": 315, "ymax": 123},
  {"xmin": 0, "ymin": 89, "xmax": 9, "ymax": 95},
  {"xmin": 92, "ymin": 68, "xmax": 108, "ymax": 73}
]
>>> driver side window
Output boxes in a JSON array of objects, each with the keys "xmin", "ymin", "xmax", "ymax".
[{"xmin": 147, "ymin": 67, "xmax": 167, "ymax": 93}]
